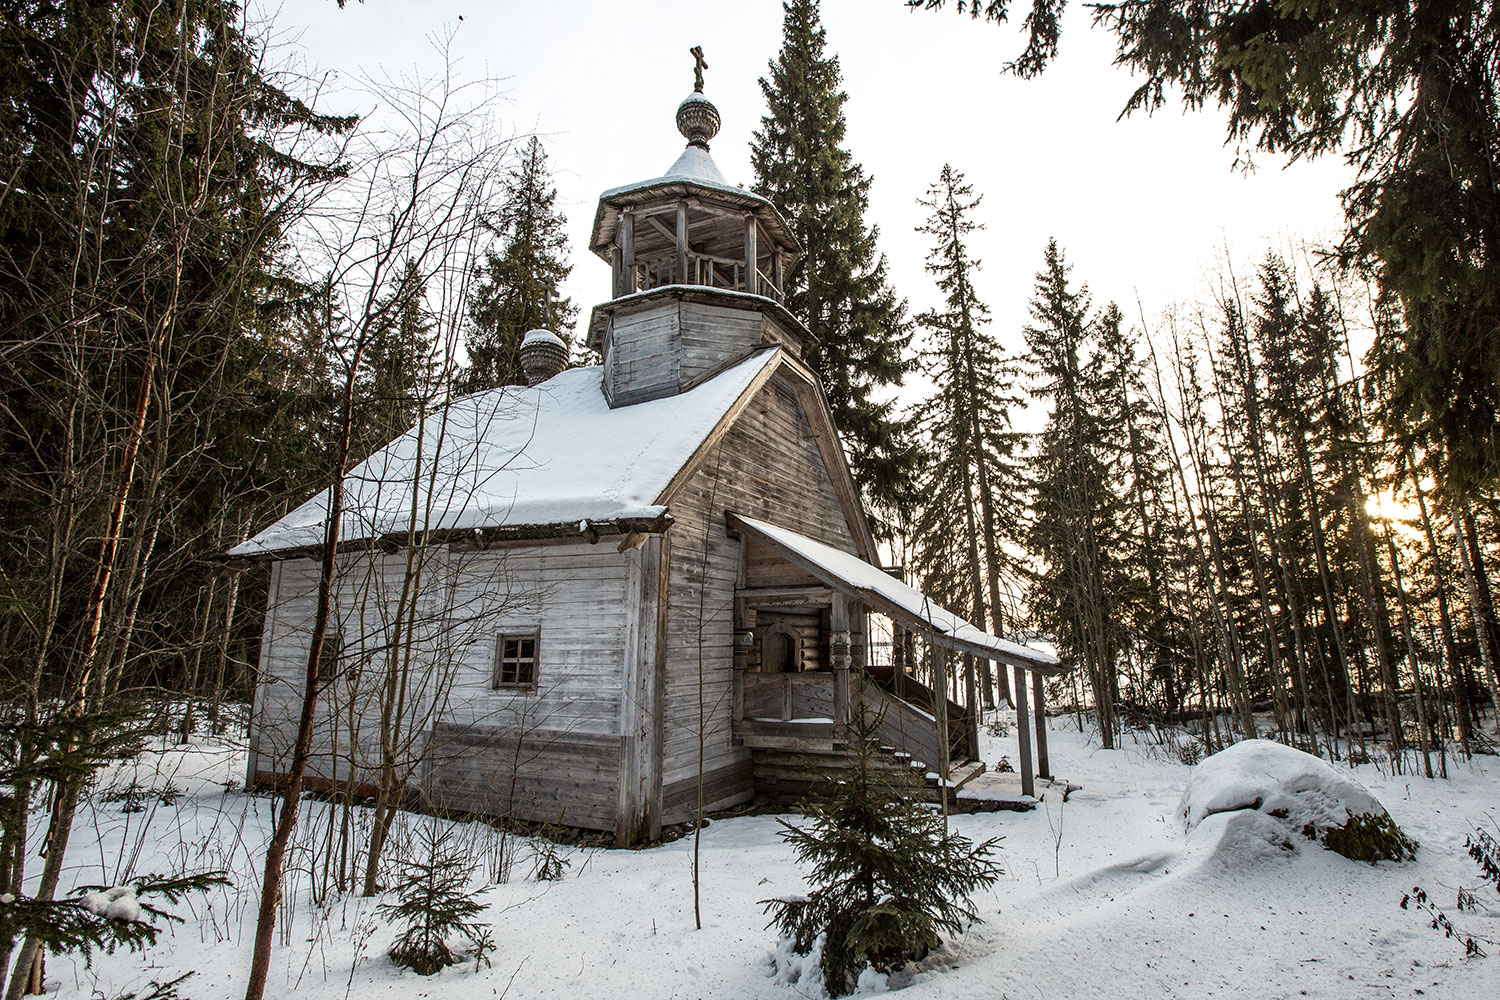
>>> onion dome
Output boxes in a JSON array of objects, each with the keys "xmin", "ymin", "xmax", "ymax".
[{"xmin": 519, "ymin": 329, "xmax": 568, "ymax": 386}]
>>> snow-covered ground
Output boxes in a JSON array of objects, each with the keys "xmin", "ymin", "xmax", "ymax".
[{"xmin": 45, "ymin": 716, "xmax": 1500, "ymax": 999}]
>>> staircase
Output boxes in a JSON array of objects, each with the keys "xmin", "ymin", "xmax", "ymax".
[
  {"xmin": 749, "ymin": 739, "xmax": 986, "ymax": 806},
  {"xmin": 747, "ymin": 679, "xmax": 986, "ymax": 807}
]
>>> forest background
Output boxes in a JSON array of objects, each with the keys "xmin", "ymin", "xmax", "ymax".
[{"xmin": 1, "ymin": 0, "xmax": 1497, "ymax": 997}]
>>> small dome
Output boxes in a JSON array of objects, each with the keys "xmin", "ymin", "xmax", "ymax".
[
  {"xmin": 519, "ymin": 328, "xmax": 568, "ymax": 386},
  {"xmin": 521, "ymin": 328, "xmax": 566, "ymax": 349},
  {"xmin": 676, "ymin": 92, "xmax": 720, "ymax": 149}
]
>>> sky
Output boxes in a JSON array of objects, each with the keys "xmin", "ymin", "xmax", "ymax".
[{"xmin": 260, "ymin": 0, "xmax": 1358, "ymax": 383}]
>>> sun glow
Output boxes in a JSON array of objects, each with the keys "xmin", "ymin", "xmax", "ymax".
[{"xmin": 1365, "ymin": 487, "xmax": 1426, "ymax": 540}]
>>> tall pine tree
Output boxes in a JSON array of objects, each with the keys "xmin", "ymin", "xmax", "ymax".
[
  {"xmin": 908, "ymin": 165, "xmax": 1024, "ymax": 706},
  {"xmin": 463, "ymin": 136, "xmax": 577, "ymax": 392},
  {"xmin": 751, "ymin": 0, "xmax": 917, "ymax": 519}
]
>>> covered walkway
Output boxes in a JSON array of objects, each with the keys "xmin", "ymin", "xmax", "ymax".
[{"xmin": 727, "ymin": 513, "xmax": 1069, "ymax": 797}]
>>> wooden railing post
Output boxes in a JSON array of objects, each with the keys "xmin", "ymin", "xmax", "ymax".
[
  {"xmin": 962, "ymin": 653, "xmax": 979, "ymax": 760},
  {"xmin": 744, "ymin": 213, "xmax": 758, "ymax": 295},
  {"xmin": 1013, "ymin": 664, "xmax": 1035, "ymax": 798},
  {"xmin": 621, "ymin": 209, "xmax": 636, "ymax": 294},
  {"xmin": 676, "ymin": 200, "xmax": 689, "ymax": 284},
  {"xmin": 1032, "ymin": 669, "xmax": 1051, "ymax": 780}
]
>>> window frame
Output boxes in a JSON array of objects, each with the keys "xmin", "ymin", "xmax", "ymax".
[
  {"xmin": 492, "ymin": 629, "xmax": 540, "ymax": 692},
  {"xmin": 316, "ymin": 631, "xmax": 344, "ymax": 683}
]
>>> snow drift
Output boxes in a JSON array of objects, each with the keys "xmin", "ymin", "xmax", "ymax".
[{"xmin": 1179, "ymin": 739, "xmax": 1414, "ymax": 862}]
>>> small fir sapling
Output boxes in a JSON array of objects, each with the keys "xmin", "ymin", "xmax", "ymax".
[
  {"xmin": 379, "ymin": 821, "xmax": 494, "ymax": 975},
  {"xmin": 107, "ymin": 971, "xmax": 194, "ymax": 1000},
  {"xmin": 527, "ymin": 835, "xmax": 570, "ymax": 882},
  {"xmin": 762, "ymin": 708, "xmax": 1002, "ymax": 997}
]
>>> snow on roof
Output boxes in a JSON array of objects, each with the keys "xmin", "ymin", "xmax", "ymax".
[
  {"xmin": 229, "ymin": 350, "xmax": 780, "ymax": 558},
  {"xmin": 731, "ymin": 514, "xmax": 1062, "ymax": 669},
  {"xmin": 520, "ymin": 328, "xmax": 565, "ymax": 348},
  {"xmin": 599, "ymin": 144, "xmax": 766, "ymax": 206},
  {"xmin": 663, "ymin": 144, "xmax": 727, "ymax": 186}
]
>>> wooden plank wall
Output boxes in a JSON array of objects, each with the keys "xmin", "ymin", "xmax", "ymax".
[
  {"xmin": 603, "ymin": 297, "xmax": 810, "ymax": 411},
  {"xmin": 660, "ymin": 371, "xmax": 858, "ymax": 824},
  {"xmin": 678, "ymin": 301, "xmax": 763, "ymax": 389},
  {"xmin": 745, "ymin": 538, "xmax": 825, "ymax": 589},
  {"xmin": 426, "ymin": 724, "xmax": 620, "ymax": 831},
  {"xmin": 250, "ymin": 541, "xmax": 634, "ymax": 831},
  {"xmin": 742, "ymin": 673, "xmax": 836, "ymax": 722},
  {"xmin": 605, "ymin": 304, "xmax": 680, "ymax": 406}
]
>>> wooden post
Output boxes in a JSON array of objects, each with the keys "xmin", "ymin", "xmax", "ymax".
[
  {"xmin": 962, "ymin": 653, "xmax": 979, "ymax": 760},
  {"xmin": 676, "ymin": 200, "xmax": 689, "ymax": 285},
  {"xmin": 732, "ymin": 535, "xmax": 750, "ymax": 724},
  {"xmin": 831, "ymin": 596, "xmax": 851, "ymax": 725},
  {"xmin": 1032, "ymin": 670, "xmax": 1051, "ymax": 781},
  {"xmin": 848, "ymin": 600, "xmax": 866, "ymax": 722},
  {"xmin": 621, "ymin": 210, "xmax": 636, "ymax": 294},
  {"xmin": 1013, "ymin": 664, "xmax": 1035, "ymax": 798},
  {"xmin": 933, "ymin": 643, "xmax": 951, "ymax": 823},
  {"xmin": 772, "ymin": 249, "xmax": 784, "ymax": 301},
  {"xmin": 610, "ymin": 245, "xmax": 622, "ymax": 299},
  {"xmin": 744, "ymin": 214, "xmax": 758, "ymax": 295},
  {"xmin": 616, "ymin": 534, "xmax": 668, "ymax": 846}
]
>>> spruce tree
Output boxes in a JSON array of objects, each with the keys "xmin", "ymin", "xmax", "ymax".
[
  {"xmin": 1021, "ymin": 240, "xmax": 1123, "ymax": 746},
  {"xmin": 380, "ymin": 821, "xmax": 494, "ymax": 976},
  {"xmin": 908, "ymin": 164, "xmax": 1024, "ymax": 705},
  {"xmin": 463, "ymin": 136, "xmax": 577, "ymax": 392},
  {"xmin": 918, "ymin": 0, "xmax": 1500, "ymax": 501},
  {"xmin": 1094, "ymin": 305, "xmax": 1185, "ymax": 719},
  {"xmin": 762, "ymin": 705, "xmax": 1001, "ymax": 997},
  {"xmin": 354, "ymin": 260, "xmax": 440, "ymax": 457},
  {"xmin": 752, "ymin": 0, "xmax": 918, "ymax": 519}
]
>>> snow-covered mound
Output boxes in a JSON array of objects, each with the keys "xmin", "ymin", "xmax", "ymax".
[{"xmin": 1179, "ymin": 739, "xmax": 1413, "ymax": 862}]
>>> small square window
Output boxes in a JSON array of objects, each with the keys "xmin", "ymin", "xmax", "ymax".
[
  {"xmin": 317, "ymin": 632, "xmax": 344, "ymax": 682},
  {"xmin": 494, "ymin": 632, "xmax": 538, "ymax": 690}
]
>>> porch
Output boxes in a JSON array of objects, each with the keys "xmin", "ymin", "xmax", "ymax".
[{"xmin": 725, "ymin": 512, "xmax": 1068, "ymax": 799}]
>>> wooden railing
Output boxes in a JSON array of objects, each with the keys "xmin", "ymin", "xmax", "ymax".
[
  {"xmin": 863, "ymin": 668, "xmax": 972, "ymax": 762},
  {"xmin": 626, "ymin": 253, "xmax": 784, "ymax": 303},
  {"xmin": 739, "ymin": 668, "xmax": 970, "ymax": 766}
]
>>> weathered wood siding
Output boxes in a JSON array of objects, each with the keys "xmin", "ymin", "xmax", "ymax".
[
  {"xmin": 660, "ymin": 370, "xmax": 858, "ymax": 824},
  {"xmin": 604, "ymin": 303, "xmax": 680, "ymax": 406},
  {"xmin": 426, "ymin": 725, "xmax": 620, "ymax": 831},
  {"xmin": 745, "ymin": 537, "xmax": 825, "ymax": 589},
  {"xmin": 249, "ymin": 541, "xmax": 634, "ymax": 831},
  {"xmin": 601, "ymin": 294, "xmax": 807, "ymax": 409},
  {"xmin": 678, "ymin": 301, "xmax": 763, "ymax": 388}
]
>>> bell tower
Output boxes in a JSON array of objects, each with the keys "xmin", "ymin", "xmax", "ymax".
[{"xmin": 585, "ymin": 48, "xmax": 809, "ymax": 408}]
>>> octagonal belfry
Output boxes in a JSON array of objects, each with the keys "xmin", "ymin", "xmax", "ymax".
[
  {"xmin": 588, "ymin": 93, "xmax": 799, "ymax": 303},
  {"xmin": 585, "ymin": 53, "xmax": 810, "ymax": 407}
]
